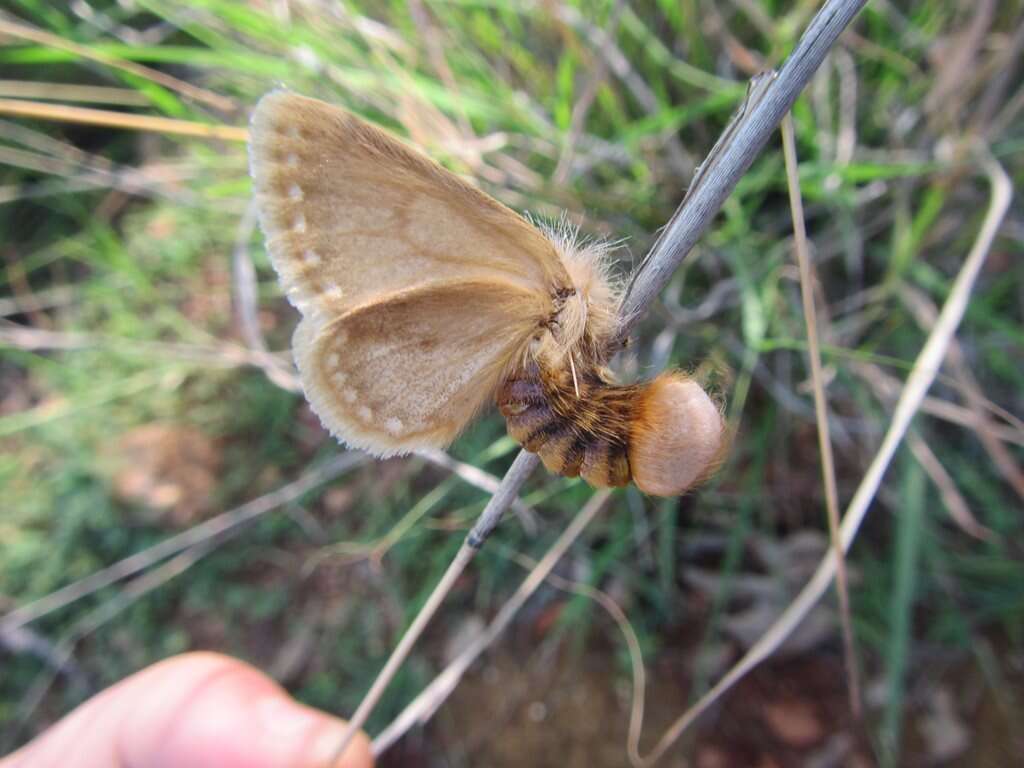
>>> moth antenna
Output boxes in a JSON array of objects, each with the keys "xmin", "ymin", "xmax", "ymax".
[{"xmin": 568, "ymin": 351, "xmax": 580, "ymax": 398}]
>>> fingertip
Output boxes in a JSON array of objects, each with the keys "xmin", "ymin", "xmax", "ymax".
[{"xmin": 116, "ymin": 653, "xmax": 373, "ymax": 768}]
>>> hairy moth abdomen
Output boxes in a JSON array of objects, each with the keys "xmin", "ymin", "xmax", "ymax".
[{"xmin": 497, "ymin": 358, "xmax": 726, "ymax": 496}]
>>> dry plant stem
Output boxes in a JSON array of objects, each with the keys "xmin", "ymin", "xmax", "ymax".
[
  {"xmin": 334, "ymin": 0, "xmax": 869, "ymax": 756},
  {"xmin": 780, "ymin": 114, "xmax": 861, "ymax": 718},
  {"xmin": 416, "ymin": 448, "xmax": 539, "ymax": 532},
  {"xmin": 331, "ymin": 451, "xmax": 539, "ymax": 760},
  {"xmin": 0, "ymin": 453, "xmax": 363, "ymax": 634},
  {"xmin": 906, "ymin": 431, "xmax": 992, "ymax": 540},
  {"xmin": 0, "ymin": 80, "xmax": 149, "ymax": 105},
  {"xmin": 854, "ymin": 362, "xmax": 1024, "ymax": 447},
  {"xmin": 231, "ymin": 201, "xmax": 300, "ymax": 391},
  {"xmin": 899, "ymin": 285, "xmax": 1024, "ymax": 504},
  {"xmin": 0, "ymin": 620, "xmax": 87, "ymax": 688},
  {"xmin": 0, "ymin": 99, "xmax": 248, "ymax": 142},
  {"xmin": 632, "ymin": 150, "xmax": 1011, "ymax": 768},
  {"xmin": 497, "ymin": 556, "xmax": 647, "ymax": 768},
  {"xmin": 333, "ymin": 543, "xmax": 476, "ymax": 761},
  {"xmin": 0, "ymin": 324, "xmax": 299, "ymax": 389},
  {"xmin": 465, "ymin": 450, "xmax": 542, "ymax": 548},
  {"xmin": 233, "ymin": 200, "xmax": 266, "ymax": 353},
  {"xmin": 621, "ymin": 0, "xmax": 869, "ymax": 327},
  {"xmin": 371, "ymin": 490, "xmax": 612, "ymax": 757},
  {"xmin": 0, "ymin": 19, "xmax": 236, "ymax": 112}
]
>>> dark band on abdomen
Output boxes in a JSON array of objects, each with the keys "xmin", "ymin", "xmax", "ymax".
[{"xmin": 496, "ymin": 358, "xmax": 639, "ymax": 489}]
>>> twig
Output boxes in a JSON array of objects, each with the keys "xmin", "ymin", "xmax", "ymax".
[
  {"xmin": 332, "ymin": 0, "xmax": 871, "ymax": 757},
  {"xmin": 622, "ymin": 0, "xmax": 870, "ymax": 326},
  {"xmin": 0, "ymin": 453, "xmax": 364, "ymax": 634},
  {"xmin": 781, "ymin": 113, "xmax": 861, "ymax": 718},
  {"xmin": 0, "ymin": 624, "xmax": 85, "ymax": 688},
  {"xmin": 416, "ymin": 448, "xmax": 539, "ymax": 534}
]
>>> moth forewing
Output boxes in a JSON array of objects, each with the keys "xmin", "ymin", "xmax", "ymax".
[{"xmin": 248, "ymin": 90, "xmax": 574, "ymax": 322}]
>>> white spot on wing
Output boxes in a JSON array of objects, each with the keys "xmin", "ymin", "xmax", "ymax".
[
  {"xmin": 385, "ymin": 417, "xmax": 404, "ymax": 435},
  {"xmin": 342, "ymin": 391, "xmax": 356, "ymax": 404},
  {"xmin": 285, "ymin": 153, "xmax": 299, "ymax": 168},
  {"xmin": 292, "ymin": 213, "xmax": 307, "ymax": 233},
  {"xmin": 357, "ymin": 405, "xmax": 373, "ymax": 421},
  {"xmin": 327, "ymin": 352, "xmax": 340, "ymax": 368},
  {"xmin": 288, "ymin": 184, "xmax": 304, "ymax": 201}
]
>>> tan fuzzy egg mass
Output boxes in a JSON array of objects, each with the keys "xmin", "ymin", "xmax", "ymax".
[{"xmin": 628, "ymin": 374, "xmax": 726, "ymax": 497}]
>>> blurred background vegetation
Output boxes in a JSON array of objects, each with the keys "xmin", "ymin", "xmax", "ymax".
[{"xmin": 1, "ymin": 1, "xmax": 1022, "ymax": 765}]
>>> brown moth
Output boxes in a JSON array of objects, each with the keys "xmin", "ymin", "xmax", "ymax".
[{"xmin": 249, "ymin": 90, "xmax": 725, "ymax": 496}]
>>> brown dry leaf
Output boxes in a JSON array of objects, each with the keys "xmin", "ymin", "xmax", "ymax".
[{"xmin": 112, "ymin": 423, "xmax": 221, "ymax": 527}]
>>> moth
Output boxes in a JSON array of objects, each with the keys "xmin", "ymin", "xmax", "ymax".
[{"xmin": 249, "ymin": 91, "xmax": 725, "ymax": 496}]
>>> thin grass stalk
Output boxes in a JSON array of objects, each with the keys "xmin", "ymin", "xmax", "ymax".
[
  {"xmin": 0, "ymin": 80, "xmax": 149, "ymax": 105},
  {"xmin": 880, "ymin": 459, "xmax": 925, "ymax": 766},
  {"xmin": 781, "ymin": 113, "xmax": 862, "ymax": 717},
  {"xmin": 0, "ymin": 99, "xmax": 247, "ymax": 141}
]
